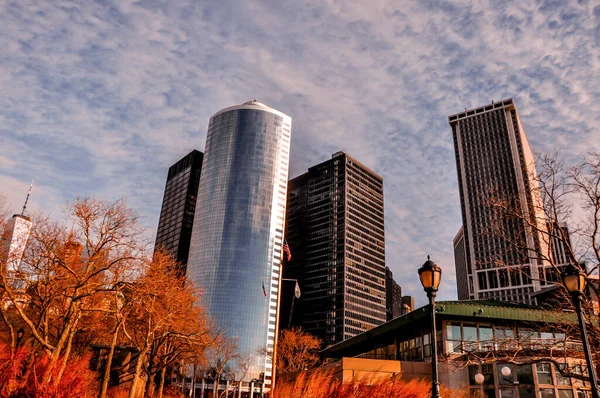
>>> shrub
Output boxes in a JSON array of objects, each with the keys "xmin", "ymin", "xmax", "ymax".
[{"xmin": 0, "ymin": 343, "xmax": 96, "ymax": 398}]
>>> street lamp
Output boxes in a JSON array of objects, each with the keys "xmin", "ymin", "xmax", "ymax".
[
  {"xmin": 561, "ymin": 263, "xmax": 599, "ymax": 398},
  {"xmin": 419, "ymin": 256, "xmax": 442, "ymax": 398},
  {"xmin": 474, "ymin": 372, "xmax": 485, "ymax": 397}
]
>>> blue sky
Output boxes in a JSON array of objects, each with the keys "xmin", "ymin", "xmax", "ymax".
[{"xmin": 1, "ymin": 0, "xmax": 599, "ymax": 304}]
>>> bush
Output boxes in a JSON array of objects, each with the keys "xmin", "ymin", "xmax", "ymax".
[
  {"xmin": 0, "ymin": 343, "xmax": 96, "ymax": 398},
  {"xmin": 273, "ymin": 371, "xmax": 469, "ymax": 398}
]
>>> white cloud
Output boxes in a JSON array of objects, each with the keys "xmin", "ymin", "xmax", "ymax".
[{"xmin": 0, "ymin": 0, "xmax": 598, "ymax": 302}]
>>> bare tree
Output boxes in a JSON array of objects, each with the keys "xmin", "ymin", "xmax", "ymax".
[
  {"xmin": 203, "ymin": 335, "xmax": 251, "ymax": 398},
  {"xmin": 276, "ymin": 327, "xmax": 321, "ymax": 377},
  {"xmin": 486, "ymin": 152, "xmax": 600, "ymax": 369},
  {"xmin": 0, "ymin": 197, "xmax": 144, "ymax": 387},
  {"xmin": 124, "ymin": 251, "xmax": 212, "ymax": 398}
]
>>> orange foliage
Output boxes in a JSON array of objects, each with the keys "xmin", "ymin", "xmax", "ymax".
[
  {"xmin": 273, "ymin": 371, "xmax": 471, "ymax": 398},
  {"xmin": 274, "ymin": 371, "xmax": 413, "ymax": 398},
  {"xmin": 0, "ymin": 342, "xmax": 96, "ymax": 398}
]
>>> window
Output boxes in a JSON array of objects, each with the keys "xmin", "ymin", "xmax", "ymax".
[
  {"xmin": 478, "ymin": 272, "xmax": 488, "ymax": 289},
  {"xmin": 537, "ymin": 363, "xmax": 553, "ymax": 385},
  {"xmin": 447, "ymin": 323, "xmax": 462, "ymax": 353},
  {"xmin": 468, "ymin": 365, "xmax": 480, "ymax": 386},
  {"xmin": 479, "ymin": 326, "xmax": 494, "ymax": 350},
  {"xmin": 540, "ymin": 389, "xmax": 555, "ymax": 398},
  {"xmin": 499, "ymin": 388, "xmax": 515, "ymax": 398},
  {"xmin": 517, "ymin": 364, "xmax": 534, "ymax": 384},
  {"xmin": 556, "ymin": 364, "xmax": 571, "ymax": 386},
  {"xmin": 558, "ymin": 391, "xmax": 574, "ymax": 398},
  {"xmin": 498, "ymin": 364, "xmax": 516, "ymax": 385},
  {"xmin": 518, "ymin": 387, "xmax": 535, "ymax": 398},
  {"xmin": 481, "ymin": 364, "xmax": 494, "ymax": 385}
]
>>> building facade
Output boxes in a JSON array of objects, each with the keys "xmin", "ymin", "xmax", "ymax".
[
  {"xmin": 281, "ymin": 152, "xmax": 386, "ymax": 346},
  {"xmin": 449, "ymin": 99, "xmax": 548, "ymax": 304},
  {"xmin": 400, "ymin": 295, "xmax": 415, "ymax": 315},
  {"xmin": 2, "ymin": 214, "xmax": 33, "ymax": 290},
  {"xmin": 154, "ymin": 149, "xmax": 203, "ymax": 274},
  {"xmin": 187, "ymin": 101, "xmax": 291, "ymax": 385},
  {"xmin": 322, "ymin": 300, "xmax": 594, "ymax": 398},
  {"xmin": 385, "ymin": 267, "xmax": 403, "ymax": 321}
]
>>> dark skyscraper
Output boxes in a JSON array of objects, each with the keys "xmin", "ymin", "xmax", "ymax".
[
  {"xmin": 449, "ymin": 99, "xmax": 548, "ymax": 304},
  {"xmin": 281, "ymin": 152, "xmax": 386, "ymax": 346},
  {"xmin": 154, "ymin": 149, "xmax": 203, "ymax": 273},
  {"xmin": 385, "ymin": 267, "xmax": 402, "ymax": 321}
]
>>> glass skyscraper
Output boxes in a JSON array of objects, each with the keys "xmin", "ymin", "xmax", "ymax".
[{"xmin": 187, "ymin": 101, "xmax": 291, "ymax": 386}]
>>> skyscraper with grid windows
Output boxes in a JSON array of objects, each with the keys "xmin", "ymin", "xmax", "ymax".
[
  {"xmin": 154, "ymin": 150, "xmax": 203, "ymax": 274},
  {"xmin": 280, "ymin": 152, "xmax": 386, "ymax": 346},
  {"xmin": 449, "ymin": 99, "xmax": 548, "ymax": 304}
]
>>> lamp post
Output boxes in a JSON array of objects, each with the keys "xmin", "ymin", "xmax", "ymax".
[
  {"xmin": 419, "ymin": 256, "xmax": 442, "ymax": 398},
  {"xmin": 561, "ymin": 263, "xmax": 599, "ymax": 398},
  {"xmin": 474, "ymin": 372, "xmax": 485, "ymax": 397}
]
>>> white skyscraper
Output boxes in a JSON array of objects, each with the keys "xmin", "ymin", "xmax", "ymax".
[{"xmin": 2, "ymin": 214, "xmax": 33, "ymax": 290}]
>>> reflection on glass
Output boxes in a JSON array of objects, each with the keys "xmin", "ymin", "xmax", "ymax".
[
  {"xmin": 188, "ymin": 103, "xmax": 291, "ymax": 383},
  {"xmin": 464, "ymin": 325, "xmax": 478, "ymax": 341}
]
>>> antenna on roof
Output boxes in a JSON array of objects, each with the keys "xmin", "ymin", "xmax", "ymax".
[{"xmin": 21, "ymin": 179, "xmax": 35, "ymax": 216}]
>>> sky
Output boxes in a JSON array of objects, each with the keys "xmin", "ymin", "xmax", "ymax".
[{"xmin": 1, "ymin": 0, "xmax": 599, "ymax": 305}]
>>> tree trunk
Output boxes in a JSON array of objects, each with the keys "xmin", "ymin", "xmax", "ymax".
[
  {"xmin": 54, "ymin": 316, "xmax": 79, "ymax": 386},
  {"xmin": 157, "ymin": 367, "xmax": 166, "ymax": 398},
  {"xmin": 41, "ymin": 313, "xmax": 78, "ymax": 385},
  {"xmin": 100, "ymin": 322, "xmax": 121, "ymax": 398},
  {"xmin": 146, "ymin": 372, "xmax": 155, "ymax": 397},
  {"xmin": 128, "ymin": 347, "xmax": 149, "ymax": 398}
]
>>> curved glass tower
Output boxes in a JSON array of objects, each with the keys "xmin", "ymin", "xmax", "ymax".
[{"xmin": 188, "ymin": 101, "xmax": 291, "ymax": 385}]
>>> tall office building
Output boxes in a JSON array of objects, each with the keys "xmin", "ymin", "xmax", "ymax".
[
  {"xmin": 154, "ymin": 150, "xmax": 203, "ymax": 274},
  {"xmin": 187, "ymin": 101, "xmax": 291, "ymax": 385},
  {"xmin": 2, "ymin": 214, "xmax": 33, "ymax": 288},
  {"xmin": 385, "ymin": 267, "xmax": 402, "ymax": 321},
  {"xmin": 449, "ymin": 98, "xmax": 548, "ymax": 304},
  {"xmin": 281, "ymin": 152, "xmax": 386, "ymax": 346}
]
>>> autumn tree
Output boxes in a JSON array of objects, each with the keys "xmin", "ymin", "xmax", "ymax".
[
  {"xmin": 276, "ymin": 327, "xmax": 321, "ymax": 377},
  {"xmin": 0, "ymin": 197, "xmax": 145, "ymax": 389},
  {"xmin": 124, "ymin": 250, "xmax": 212, "ymax": 398}
]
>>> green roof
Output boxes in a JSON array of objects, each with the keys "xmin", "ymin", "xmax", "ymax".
[{"xmin": 321, "ymin": 300, "xmax": 576, "ymax": 358}]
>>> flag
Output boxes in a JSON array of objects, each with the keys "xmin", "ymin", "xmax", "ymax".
[
  {"xmin": 294, "ymin": 281, "xmax": 301, "ymax": 298},
  {"xmin": 262, "ymin": 281, "xmax": 267, "ymax": 297},
  {"xmin": 283, "ymin": 239, "xmax": 292, "ymax": 262}
]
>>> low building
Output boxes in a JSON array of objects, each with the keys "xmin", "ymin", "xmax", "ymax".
[{"xmin": 321, "ymin": 300, "xmax": 594, "ymax": 397}]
